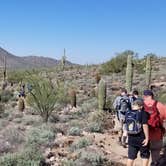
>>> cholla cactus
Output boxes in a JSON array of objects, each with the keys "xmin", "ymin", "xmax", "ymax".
[
  {"xmin": 69, "ymin": 89, "xmax": 76, "ymax": 108},
  {"xmin": 145, "ymin": 55, "xmax": 151, "ymax": 89},
  {"xmin": 125, "ymin": 54, "xmax": 133, "ymax": 92},
  {"xmin": 18, "ymin": 97, "xmax": 25, "ymax": 112},
  {"xmin": 98, "ymin": 79, "xmax": 106, "ymax": 111}
]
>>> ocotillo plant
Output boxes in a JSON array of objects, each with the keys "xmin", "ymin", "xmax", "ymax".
[
  {"xmin": 125, "ymin": 54, "xmax": 133, "ymax": 93},
  {"xmin": 145, "ymin": 55, "xmax": 151, "ymax": 89},
  {"xmin": 69, "ymin": 89, "xmax": 76, "ymax": 108},
  {"xmin": 98, "ymin": 79, "xmax": 106, "ymax": 111}
]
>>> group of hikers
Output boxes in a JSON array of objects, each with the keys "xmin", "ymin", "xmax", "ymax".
[{"xmin": 113, "ymin": 88, "xmax": 166, "ymax": 166}]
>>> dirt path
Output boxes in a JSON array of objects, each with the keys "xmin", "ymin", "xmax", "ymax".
[{"xmin": 92, "ymin": 132, "xmax": 150, "ymax": 166}]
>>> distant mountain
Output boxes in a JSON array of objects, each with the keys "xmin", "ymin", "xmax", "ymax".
[{"xmin": 0, "ymin": 47, "xmax": 72, "ymax": 69}]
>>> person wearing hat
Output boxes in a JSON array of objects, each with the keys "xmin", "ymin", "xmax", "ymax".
[{"xmin": 143, "ymin": 90, "xmax": 166, "ymax": 165}]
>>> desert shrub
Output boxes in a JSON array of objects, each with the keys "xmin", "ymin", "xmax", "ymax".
[
  {"xmin": 12, "ymin": 118, "xmax": 22, "ymax": 123},
  {"xmin": 68, "ymin": 127, "xmax": 81, "ymax": 136},
  {"xmin": 100, "ymin": 51, "xmax": 132, "ymax": 74},
  {"xmin": 2, "ymin": 127, "xmax": 24, "ymax": 145},
  {"xmin": 26, "ymin": 124, "xmax": 55, "ymax": 147},
  {"xmin": 0, "ymin": 103, "xmax": 5, "ymax": 118},
  {"xmin": 133, "ymin": 58, "xmax": 146, "ymax": 74},
  {"xmin": 25, "ymin": 75, "xmax": 68, "ymax": 122},
  {"xmin": 88, "ymin": 122, "xmax": 103, "ymax": 133},
  {"xmin": 0, "ymin": 119, "xmax": 8, "ymax": 130},
  {"xmin": 0, "ymin": 146, "xmax": 43, "ymax": 166},
  {"xmin": 69, "ymin": 120, "xmax": 85, "ymax": 129},
  {"xmin": 7, "ymin": 70, "xmax": 26, "ymax": 84},
  {"xmin": 80, "ymin": 98, "xmax": 98, "ymax": 114},
  {"xmin": 62, "ymin": 159, "xmax": 76, "ymax": 166},
  {"xmin": 70, "ymin": 138, "xmax": 92, "ymax": 152},
  {"xmin": 22, "ymin": 115, "xmax": 41, "ymax": 126},
  {"xmin": 76, "ymin": 151, "xmax": 106, "ymax": 166},
  {"xmin": 49, "ymin": 113, "xmax": 60, "ymax": 123},
  {"xmin": 0, "ymin": 90, "xmax": 13, "ymax": 103}
]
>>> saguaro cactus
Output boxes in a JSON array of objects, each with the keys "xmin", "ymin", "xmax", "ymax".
[
  {"xmin": 61, "ymin": 48, "xmax": 66, "ymax": 70},
  {"xmin": 145, "ymin": 55, "xmax": 151, "ymax": 89},
  {"xmin": 125, "ymin": 54, "xmax": 133, "ymax": 93},
  {"xmin": 69, "ymin": 89, "xmax": 76, "ymax": 108},
  {"xmin": 98, "ymin": 79, "xmax": 106, "ymax": 111}
]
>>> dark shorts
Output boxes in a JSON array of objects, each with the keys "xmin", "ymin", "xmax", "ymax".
[{"xmin": 128, "ymin": 144, "xmax": 150, "ymax": 160}]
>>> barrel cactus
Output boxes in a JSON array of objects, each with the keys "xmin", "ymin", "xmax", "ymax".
[
  {"xmin": 69, "ymin": 89, "xmax": 76, "ymax": 108},
  {"xmin": 18, "ymin": 97, "xmax": 25, "ymax": 112}
]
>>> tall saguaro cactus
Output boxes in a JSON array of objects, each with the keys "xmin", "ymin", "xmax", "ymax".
[
  {"xmin": 145, "ymin": 55, "xmax": 151, "ymax": 89},
  {"xmin": 61, "ymin": 48, "xmax": 66, "ymax": 70},
  {"xmin": 125, "ymin": 54, "xmax": 133, "ymax": 93},
  {"xmin": 98, "ymin": 79, "xmax": 106, "ymax": 111}
]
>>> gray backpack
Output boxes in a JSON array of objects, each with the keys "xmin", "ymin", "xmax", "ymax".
[{"xmin": 118, "ymin": 96, "xmax": 131, "ymax": 115}]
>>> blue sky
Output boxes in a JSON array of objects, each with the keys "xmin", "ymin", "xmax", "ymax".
[{"xmin": 0, "ymin": 0, "xmax": 166, "ymax": 64}]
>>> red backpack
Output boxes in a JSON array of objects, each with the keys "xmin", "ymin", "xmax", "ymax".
[{"xmin": 144, "ymin": 101, "xmax": 163, "ymax": 128}]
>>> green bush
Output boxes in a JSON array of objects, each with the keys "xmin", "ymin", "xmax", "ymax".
[
  {"xmin": 68, "ymin": 127, "xmax": 81, "ymax": 136},
  {"xmin": 77, "ymin": 151, "xmax": 106, "ymax": 166},
  {"xmin": 2, "ymin": 127, "xmax": 24, "ymax": 145},
  {"xmin": 0, "ymin": 90, "xmax": 13, "ymax": 103},
  {"xmin": 88, "ymin": 122, "xmax": 103, "ymax": 133},
  {"xmin": 0, "ymin": 147, "xmax": 43, "ymax": 166},
  {"xmin": 0, "ymin": 103, "xmax": 5, "ymax": 117},
  {"xmin": 7, "ymin": 70, "xmax": 26, "ymax": 84},
  {"xmin": 70, "ymin": 138, "xmax": 92, "ymax": 151},
  {"xmin": 26, "ymin": 124, "xmax": 55, "ymax": 147},
  {"xmin": 100, "ymin": 50, "xmax": 133, "ymax": 74}
]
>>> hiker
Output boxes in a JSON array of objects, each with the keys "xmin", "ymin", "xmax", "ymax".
[
  {"xmin": 143, "ymin": 90, "xmax": 166, "ymax": 166},
  {"xmin": 19, "ymin": 83, "xmax": 26, "ymax": 98},
  {"xmin": 126, "ymin": 99, "xmax": 150, "ymax": 166},
  {"xmin": 113, "ymin": 88, "xmax": 131, "ymax": 147},
  {"xmin": 129, "ymin": 90, "xmax": 142, "ymax": 104}
]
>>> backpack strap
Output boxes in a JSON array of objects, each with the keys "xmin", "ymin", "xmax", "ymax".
[{"xmin": 154, "ymin": 101, "xmax": 166, "ymax": 134}]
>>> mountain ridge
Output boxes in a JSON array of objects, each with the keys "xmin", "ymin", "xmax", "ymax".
[{"xmin": 0, "ymin": 47, "xmax": 72, "ymax": 69}]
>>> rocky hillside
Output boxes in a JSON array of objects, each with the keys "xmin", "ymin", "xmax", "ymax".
[{"xmin": 0, "ymin": 47, "xmax": 72, "ymax": 69}]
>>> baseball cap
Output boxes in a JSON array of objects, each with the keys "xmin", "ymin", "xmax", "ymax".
[{"xmin": 143, "ymin": 90, "xmax": 154, "ymax": 96}]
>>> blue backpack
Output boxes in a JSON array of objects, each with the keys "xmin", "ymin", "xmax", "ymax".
[{"xmin": 125, "ymin": 110, "xmax": 142, "ymax": 134}]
